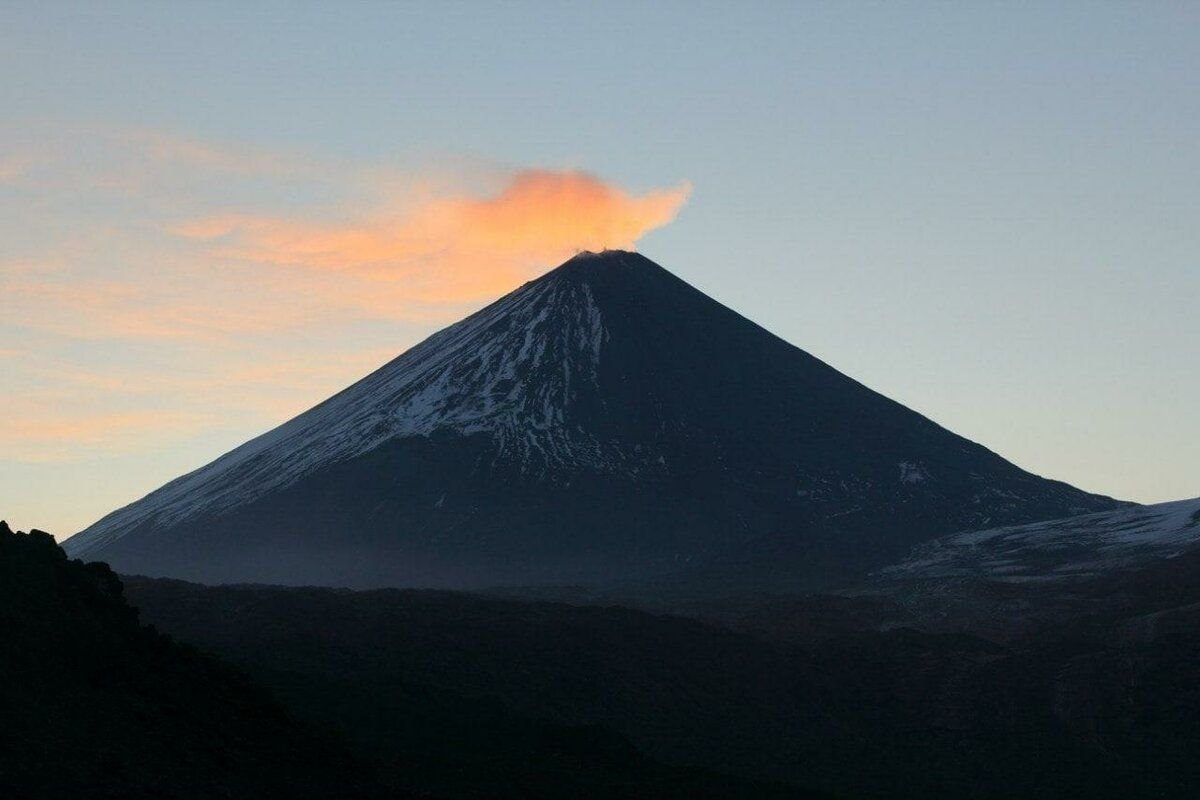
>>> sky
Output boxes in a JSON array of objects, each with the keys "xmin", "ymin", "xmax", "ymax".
[{"xmin": 1, "ymin": 2, "xmax": 1197, "ymax": 538}]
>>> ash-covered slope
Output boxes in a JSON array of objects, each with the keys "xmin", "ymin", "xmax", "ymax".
[{"xmin": 66, "ymin": 250, "xmax": 1120, "ymax": 590}]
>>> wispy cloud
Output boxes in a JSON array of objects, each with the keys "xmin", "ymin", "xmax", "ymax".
[
  {"xmin": 0, "ymin": 126, "xmax": 691, "ymax": 463},
  {"xmin": 0, "ymin": 406, "xmax": 218, "ymax": 463},
  {"xmin": 115, "ymin": 127, "xmax": 323, "ymax": 179},
  {"xmin": 0, "ymin": 154, "xmax": 38, "ymax": 184}
]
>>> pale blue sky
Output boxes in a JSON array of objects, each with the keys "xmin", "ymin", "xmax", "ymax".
[{"xmin": 2, "ymin": 2, "xmax": 1197, "ymax": 537}]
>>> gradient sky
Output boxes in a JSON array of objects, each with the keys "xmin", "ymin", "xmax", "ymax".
[{"xmin": 2, "ymin": 2, "xmax": 1197, "ymax": 538}]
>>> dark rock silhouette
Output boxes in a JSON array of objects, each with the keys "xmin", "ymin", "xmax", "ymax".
[
  {"xmin": 0, "ymin": 520, "xmax": 380, "ymax": 799},
  {"xmin": 1, "ymin": 519, "xmax": 818, "ymax": 799}
]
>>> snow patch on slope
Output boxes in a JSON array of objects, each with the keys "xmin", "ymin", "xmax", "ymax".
[
  {"xmin": 880, "ymin": 497, "xmax": 1200, "ymax": 582},
  {"xmin": 898, "ymin": 461, "xmax": 928, "ymax": 484}
]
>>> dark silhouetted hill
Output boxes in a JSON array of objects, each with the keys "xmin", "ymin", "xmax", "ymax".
[
  {"xmin": 124, "ymin": 573, "xmax": 1200, "ymax": 799},
  {"xmin": 121, "ymin": 575, "xmax": 824, "ymax": 800},
  {"xmin": 0, "ymin": 520, "xmax": 381, "ymax": 799},
  {"xmin": 1, "ymin": 520, "xmax": 816, "ymax": 799}
]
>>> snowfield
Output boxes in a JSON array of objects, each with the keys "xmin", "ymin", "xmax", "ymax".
[{"xmin": 881, "ymin": 497, "xmax": 1200, "ymax": 582}]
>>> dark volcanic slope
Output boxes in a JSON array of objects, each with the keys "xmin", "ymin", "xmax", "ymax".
[
  {"xmin": 67, "ymin": 250, "xmax": 1119, "ymax": 590},
  {"xmin": 0, "ymin": 522, "xmax": 376, "ymax": 800}
]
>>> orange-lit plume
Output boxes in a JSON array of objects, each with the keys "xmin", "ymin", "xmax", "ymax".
[
  {"xmin": 176, "ymin": 170, "xmax": 692, "ymax": 306},
  {"xmin": 2, "ymin": 161, "xmax": 690, "ymax": 465}
]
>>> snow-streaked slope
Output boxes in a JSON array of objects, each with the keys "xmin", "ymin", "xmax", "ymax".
[
  {"xmin": 64, "ymin": 249, "xmax": 1123, "ymax": 590},
  {"xmin": 880, "ymin": 497, "xmax": 1200, "ymax": 582},
  {"xmin": 67, "ymin": 262, "xmax": 614, "ymax": 558}
]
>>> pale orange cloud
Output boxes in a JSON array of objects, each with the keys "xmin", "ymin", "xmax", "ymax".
[
  {"xmin": 1, "ymin": 344, "xmax": 407, "ymax": 464},
  {"xmin": 3, "ymin": 277, "xmax": 271, "ymax": 341},
  {"xmin": 0, "ymin": 154, "xmax": 37, "ymax": 184},
  {"xmin": 176, "ymin": 169, "xmax": 692, "ymax": 304},
  {"xmin": 22, "ymin": 346, "xmax": 400, "ymax": 415},
  {"xmin": 117, "ymin": 127, "xmax": 301, "ymax": 177},
  {"xmin": 0, "ymin": 407, "xmax": 218, "ymax": 463}
]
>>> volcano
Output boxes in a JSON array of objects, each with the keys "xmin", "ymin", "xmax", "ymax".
[{"xmin": 65, "ymin": 250, "xmax": 1121, "ymax": 591}]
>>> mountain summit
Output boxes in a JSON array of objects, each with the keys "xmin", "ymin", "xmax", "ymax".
[{"xmin": 66, "ymin": 250, "xmax": 1120, "ymax": 590}]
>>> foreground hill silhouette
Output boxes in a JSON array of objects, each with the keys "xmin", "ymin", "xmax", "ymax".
[
  {"xmin": 0, "ymin": 521, "xmax": 377, "ymax": 799},
  {"xmin": 125, "ymin": 567, "xmax": 1200, "ymax": 800},
  {"xmin": 1, "ymin": 522, "xmax": 814, "ymax": 799},
  {"xmin": 67, "ymin": 251, "xmax": 1119, "ymax": 591}
]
